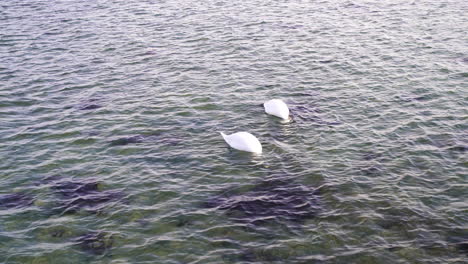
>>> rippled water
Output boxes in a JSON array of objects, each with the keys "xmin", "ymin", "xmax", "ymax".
[{"xmin": 1, "ymin": 0, "xmax": 467, "ymax": 263}]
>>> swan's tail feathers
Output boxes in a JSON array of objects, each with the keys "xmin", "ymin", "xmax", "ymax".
[{"xmin": 220, "ymin": 132, "xmax": 227, "ymax": 140}]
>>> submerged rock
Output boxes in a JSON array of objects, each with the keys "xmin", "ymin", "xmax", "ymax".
[
  {"xmin": 73, "ymin": 97, "xmax": 104, "ymax": 111},
  {"xmin": 0, "ymin": 192, "xmax": 34, "ymax": 209},
  {"xmin": 446, "ymin": 229, "xmax": 468, "ymax": 255},
  {"xmin": 448, "ymin": 145, "xmax": 467, "ymax": 152},
  {"xmin": 361, "ymin": 166, "xmax": 382, "ymax": 176},
  {"xmin": 110, "ymin": 135, "xmax": 145, "ymax": 146},
  {"xmin": 75, "ymin": 231, "xmax": 114, "ymax": 255},
  {"xmin": 205, "ymin": 178, "xmax": 320, "ymax": 224},
  {"xmin": 456, "ymin": 242, "xmax": 468, "ymax": 254},
  {"xmin": 52, "ymin": 180, "xmax": 100, "ymax": 198},
  {"xmin": 45, "ymin": 177, "xmax": 124, "ymax": 214},
  {"xmin": 56, "ymin": 190, "xmax": 123, "ymax": 214},
  {"xmin": 79, "ymin": 104, "xmax": 102, "ymax": 111},
  {"xmin": 363, "ymin": 151, "xmax": 383, "ymax": 161},
  {"xmin": 49, "ymin": 226, "xmax": 70, "ymax": 238},
  {"xmin": 109, "ymin": 133, "xmax": 182, "ymax": 146},
  {"xmin": 239, "ymin": 247, "xmax": 290, "ymax": 262}
]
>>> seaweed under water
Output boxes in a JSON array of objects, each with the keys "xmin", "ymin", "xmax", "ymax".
[
  {"xmin": 109, "ymin": 133, "xmax": 183, "ymax": 147},
  {"xmin": 0, "ymin": 192, "xmax": 34, "ymax": 209},
  {"xmin": 75, "ymin": 231, "xmax": 114, "ymax": 255},
  {"xmin": 110, "ymin": 135, "xmax": 146, "ymax": 146},
  {"xmin": 44, "ymin": 177, "xmax": 124, "ymax": 214},
  {"xmin": 205, "ymin": 177, "xmax": 321, "ymax": 225}
]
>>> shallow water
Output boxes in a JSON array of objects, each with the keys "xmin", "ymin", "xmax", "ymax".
[{"xmin": 1, "ymin": 0, "xmax": 467, "ymax": 263}]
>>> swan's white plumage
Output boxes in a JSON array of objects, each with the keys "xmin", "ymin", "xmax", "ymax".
[
  {"xmin": 220, "ymin": 132, "xmax": 262, "ymax": 154},
  {"xmin": 263, "ymin": 99, "xmax": 289, "ymax": 120}
]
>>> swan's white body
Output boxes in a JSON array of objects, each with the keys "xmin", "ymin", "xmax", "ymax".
[
  {"xmin": 220, "ymin": 132, "xmax": 262, "ymax": 154},
  {"xmin": 263, "ymin": 99, "xmax": 289, "ymax": 120}
]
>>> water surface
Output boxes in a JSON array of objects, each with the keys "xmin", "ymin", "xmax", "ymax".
[{"xmin": 1, "ymin": 0, "xmax": 467, "ymax": 263}]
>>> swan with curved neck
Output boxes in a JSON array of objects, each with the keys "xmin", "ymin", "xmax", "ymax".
[
  {"xmin": 264, "ymin": 99, "xmax": 290, "ymax": 120},
  {"xmin": 220, "ymin": 132, "xmax": 262, "ymax": 154}
]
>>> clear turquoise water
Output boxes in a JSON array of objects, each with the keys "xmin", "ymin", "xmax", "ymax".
[{"xmin": 1, "ymin": 0, "xmax": 467, "ymax": 263}]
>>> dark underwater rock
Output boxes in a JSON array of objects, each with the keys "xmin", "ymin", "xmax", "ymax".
[
  {"xmin": 45, "ymin": 177, "xmax": 124, "ymax": 214},
  {"xmin": 205, "ymin": 178, "xmax": 320, "ymax": 224},
  {"xmin": 76, "ymin": 231, "xmax": 114, "ymax": 255},
  {"xmin": 79, "ymin": 104, "xmax": 102, "ymax": 111},
  {"xmin": 456, "ymin": 242, "xmax": 468, "ymax": 254},
  {"xmin": 110, "ymin": 135, "xmax": 145, "ymax": 146},
  {"xmin": 0, "ymin": 192, "xmax": 34, "ymax": 209},
  {"xmin": 73, "ymin": 97, "xmax": 104, "ymax": 111},
  {"xmin": 50, "ymin": 227, "xmax": 67, "ymax": 238},
  {"xmin": 386, "ymin": 246, "xmax": 404, "ymax": 252},
  {"xmin": 448, "ymin": 145, "xmax": 467, "ymax": 152},
  {"xmin": 319, "ymin": 59, "xmax": 334, "ymax": 64},
  {"xmin": 240, "ymin": 248, "xmax": 290, "ymax": 262},
  {"xmin": 109, "ymin": 133, "xmax": 183, "ymax": 146},
  {"xmin": 55, "ymin": 190, "xmax": 124, "ymax": 214},
  {"xmin": 52, "ymin": 180, "xmax": 100, "ymax": 198},
  {"xmin": 446, "ymin": 229, "xmax": 468, "ymax": 255},
  {"xmin": 363, "ymin": 151, "xmax": 382, "ymax": 161},
  {"xmin": 361, "ymin": 166, "xmax": 382, "ymax": 176}
]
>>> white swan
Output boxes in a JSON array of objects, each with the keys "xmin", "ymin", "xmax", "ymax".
[
  {"xmin": 263, "ymin": 99, "xmax": 290, "ymax": 120},
  {"xmin": 220, "ymin": 132, "xmax": 262, "ymax": 154}
]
